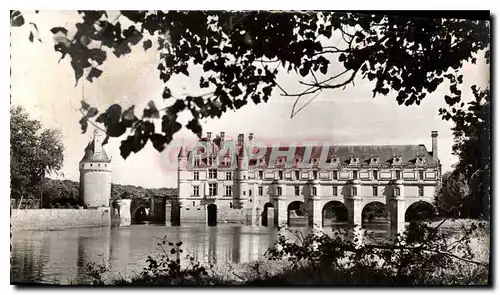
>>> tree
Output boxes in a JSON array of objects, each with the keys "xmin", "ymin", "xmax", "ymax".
[
  {"xmin": 11, "ymin": 11, "xmax": 490, "ymax": 158},
  {"xmin": 448, "ymin": 87, "xmax": 490, "ymax": 219},
  {"xmin": 10, "ymin": 106, "xmax": 64, "ymax": 206}
]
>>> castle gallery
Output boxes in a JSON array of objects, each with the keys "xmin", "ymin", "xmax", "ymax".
[{"xmin": 176, "ymin": 132, "xmax": 441, "ymax": 231}]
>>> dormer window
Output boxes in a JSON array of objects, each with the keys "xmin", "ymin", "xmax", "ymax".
[
  {"xmin": 311, "ymin": 158, "xmax": 318, "ymax": 164},
  {"xmin": 417, "ymin": 156, "xmax": 426, "ymax": 165},
  {"xmin": 350, "ymin": 156, "xmax": 359, "ymax": 165},
  {"xmin": 393, "ymin": 156, "xmax": 403, "ymax": 165},
  {"xmin": 193, "ymin": 157, "xmax": 201, "ymax": 167},
  {"xmin": 371, "ymin": 156, "xmax": 379, "ymax": 164},
  {"xmin": 331, "ymin": 156, "xmax": 339, "ymax": 165}
]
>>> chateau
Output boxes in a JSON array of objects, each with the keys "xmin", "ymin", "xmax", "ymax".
[{"xmin": 176, "ymin": 131, "xmax": 442, "ymax": 231}]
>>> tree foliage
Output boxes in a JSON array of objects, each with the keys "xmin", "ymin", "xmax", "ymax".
[
  {"xmin": 41, "ymin": 178, "xmax": 177, "ymax": 208},
  {"xmin": 10, "ymin": 106, "xmax": 64, "ymax": 200},
  {"xmin": 11, "ymin": 11, "xmax": 490, "ymax": 158},
  {"xmin": 449, "ymin": 87, "xmax": 490, "ymax": 219}
]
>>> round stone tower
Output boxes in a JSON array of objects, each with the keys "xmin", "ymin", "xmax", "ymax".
[{"xmin": 79, "ymin": 128, "xmax": 112, "ymax": 208}]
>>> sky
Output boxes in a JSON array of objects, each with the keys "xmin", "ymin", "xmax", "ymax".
[{"xmin": 10, "ymin": 11, "xmax": 490, "ymax": 188}]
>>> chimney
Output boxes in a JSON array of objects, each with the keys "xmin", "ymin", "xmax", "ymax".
[
  {"xmin": 431, "ymin": 131, "xmax": 438, "ymax": 160},
  {"xmin": 237, "ymin": 134, "xmax": 244, "ymax": 146},
  {"xmin": 248, "ymin": 133, "xmax": 254, "ymax": 142},
  {"xmin": 220, "ymin": 131, "xmax": 225, "ymax": 141},
  {"xmin": 207, "ymin": 132, "xmax": 212, "ymax": 140}
]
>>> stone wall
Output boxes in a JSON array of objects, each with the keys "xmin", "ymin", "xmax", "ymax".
[
  {"xmin": 11, "ymin": 208, "xmax": 111, "ymax": 231},
  {"xmin": 174, "ymin": 205, "xmax": 252, "ymax": 225}
]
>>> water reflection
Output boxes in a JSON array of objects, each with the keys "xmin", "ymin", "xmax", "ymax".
[{"xmin": 11, "ymin": 223, "xmax": 391, "ymax": 284}]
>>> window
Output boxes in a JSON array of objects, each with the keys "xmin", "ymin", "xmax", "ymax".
[
  {"xmin": 209, "ymin": 183, "xmax": 217, "ymax": 196},
  {"xmin": 372, "ymin": 186, "xmax": 377, "ymax": 196},
  {"xmin": 295, "ymin": 186, "xmax": 300, "ymax": 196},
  {"xmin": 258, "ymin": 186, "xmax": 263, "ymax": 196},
  {"xmin": 193, "ymin": 185, "xmax": 199, "ymax": 196},
  {"xmin": 394, "ymin": 187, "xmax": 400, "ymax": 196},
  {"xmin": 225, "ymin": 171, "xmax": 232, "ymax": 180},
  {"xmin": 295, "ymin": 170, "xmax": 300, "ymax": 180},
  {"xmin": 277, "ymin": 187, "xmax": 282, "ymax": 196},
  {"xmin": 395, "ymin": 170, "xmax": 401, "ymax": 180},
  {"xmin": 243, "ymin": 191, "xmax": 246, "ymax": 196},
  {"xmin": 313, "ymin": 170, "xmax": 318, "ymax": 180},
  {"xmin": 352, "ymin": 187, "xmax": 357, "ymax": 196},
  {"xmin": 209, "ymin": 169, "xmax": 217, "ymax": 179},
  {"xmin": 419, "ymin": 170, "xmax": 424, "ymax": 180},
  {"xmin": 312, "ymin": 187, "xmax": 317, "ymax": 196},
  {"xmin": 229, "ymin": 202, "xmax": 233, "ymax": 208},
  {"xmin": 225, "ymin": 185, "xmax": 232, "ymax": 196},
  {"xmin": 373, "ymin": 170, "xmax": 378, "ymax": 180},
  {"xmin": 222, "ymin": 157, "xmax": 230, "ymax": 166},
  {"xmin": 207, "ymin": 157, "xmax": 213, "ymax": 167},
  {"xmin": 258, "ymin": 171, "xmax": 264, "ymax": 180},
  {"xmin": 418, "ymin": 186, "xmax": 424, "ymax": 196},
  {"xmin": 278, "ymin": 171, "xmax": 283, "ymax": 180},
  {"xmin": 333, "ymin": 186, "xmax": 338, "ymax": 196},
  {"xmin": 193, "ymin": 201, "xmax": 195, "ymax": 206},
  {"xmin": 193, "ymin": 171, "xmax": 199, "ymax": 180},
  {"xmin": 248, "ymin": 189, "xmax": 252, "ymax": 196},
  {"xmin": 352, "ymin": 170, "xmax": 358, "ymax": 180},
  {"xmin": 333, "ymin": 170, "xmax": 338, "ymax": 180},
  {"xmin": 194, "ymin": 158, "xmax": 200, "ymax": 167}
]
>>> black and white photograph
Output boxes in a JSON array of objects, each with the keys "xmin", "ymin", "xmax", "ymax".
[{"xmin": 9, "ymin": 9, "xmax": 491, "ymax": 286}]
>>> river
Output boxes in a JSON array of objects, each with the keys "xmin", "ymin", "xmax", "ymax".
[{"xmin": 11, "ymin": 223, "xmax": 390, "ymax": 284}]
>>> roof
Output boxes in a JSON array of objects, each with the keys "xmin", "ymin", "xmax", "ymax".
[
  {"xmin": 249, "ymin": 144, "xmax": 438, "ymax": 166},
  {"xmin": 80, "ymin": 140, "xmax": 111, "ymax": 163},
  {"xmin": 182, "ymin": 142, "xmax": 439, "ymax": 168}
]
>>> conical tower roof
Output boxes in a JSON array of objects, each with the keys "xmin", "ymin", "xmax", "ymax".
[
  {"xmin": 80, "ymin": 128, "xmax": 111, "ymax": 163},
  {"xmin": 80, "ymin": 140, "xmax": 111, "ymax": 163}
]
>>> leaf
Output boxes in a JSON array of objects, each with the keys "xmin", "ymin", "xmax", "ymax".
[
  {"xmin": 107, "ymin": 122, "xmax": 126, "ymax": 137},
  {"xmin": 143, "ymin": 101, "xmax": 159, "ymax": 118},
  {"xmin": 122, "ymin": 106, "xmax": 137, "ymax": 127},
  {"xmin": 79, "ymin": 117, "xmax": 88, "ymax": 133},
  {"xmin": 150, "ymin": 134, "xmax": 167, "ymax": 152},
  {"xmin": 162, "ymin": 87, "xmax": 172, "ymax": 99},
  {"xmin": 97, "ymin": 104, "xmax": 122, "ymax": 126},
  {"xmin": 143, "ymin": 39, "xmax": 152, "ymax": 51},
  {"xmin": 186, "ymin": 119, "xmax": 202, "ymax": 138},
  {"xmin": 11, "ymin": 11, "xmax": 24, "ymax": 27},
  {"xmin": 50, "ymin": 27, "xmax": 68, "ymax": 35},
  {"xmin": 120, "ymin": 136, "xmax": 135, "ymax": 159},
  {"xmin": 86, "ymin": 67, "xmax": 103, "ymax": 82},
  {"xmin": 87, "ymin": 107, "xmax": 98, "ymax": 118},
  {"xmin": 81, "ymin": 100, "xmax": 91, "ymax": 111}
]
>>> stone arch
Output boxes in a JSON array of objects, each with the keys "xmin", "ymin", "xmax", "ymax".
[
  {"xmin": 131, "ymin": 200, "xmax": 152, "ymax": 224},
  {"xmin": 262, "ymin": 202, "xmax": 274, "ymax": 227},
  {"xmin": 405, "ymin": 200, "xmax": 435, "ymax": 222},
  {"xmin": 287, "ymin": 200, "xmax": 308, "ymax": 227},
  {"xmin": 362, "ymin": 201, "xmax": 389, "ymax": 225},
  {"xmin": 322, "ymin": 201, "xmax": 348, "ymax": 227},
  {"xmin": 207, "ymin": 204, "xmax": 217, "ymax": 226},
  {"xmin": 132, "ymin": 206, "xmax": 150, "ymax": 224}
]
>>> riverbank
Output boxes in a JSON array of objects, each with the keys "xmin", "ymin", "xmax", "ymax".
[{"xmin": 85, "ymin": 220, "xmax": 489, "ymax": 286}]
